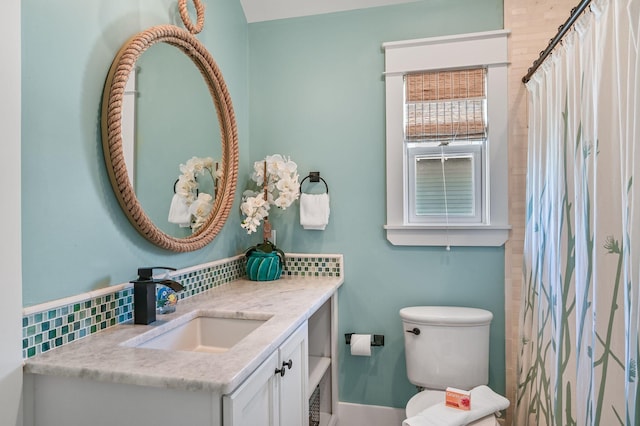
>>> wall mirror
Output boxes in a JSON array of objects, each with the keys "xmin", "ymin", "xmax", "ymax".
[
  {"xmin": 126, "ymin": 43, "xmax": 222, "ymax": 238},
  {"xmin": 101, "ymin": 14, "xmax": 238, "ymax": 252}
]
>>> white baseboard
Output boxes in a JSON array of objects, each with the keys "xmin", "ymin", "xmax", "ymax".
[{"xmin": 337, "ymin": 402, "xmax": 406, "ymax": 426}]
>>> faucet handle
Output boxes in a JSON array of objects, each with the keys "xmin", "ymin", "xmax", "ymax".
[{"xmin": 137, "ymin": 266, "xmax": 177, "ymax": 280}]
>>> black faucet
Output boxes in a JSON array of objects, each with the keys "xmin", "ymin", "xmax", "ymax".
[{"xmin": 131, "ymin": 267, "xmax": 184, "ymax": 325}]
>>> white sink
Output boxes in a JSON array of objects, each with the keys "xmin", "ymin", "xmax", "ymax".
[{"xmin": 125, "ymin": 312, "xmax": 271, "ymax": 354}]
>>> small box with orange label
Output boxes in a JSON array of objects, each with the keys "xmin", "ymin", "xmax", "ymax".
[{"xmin": 445, "ymin": 387, "xmax": 471, "ymax": 411}]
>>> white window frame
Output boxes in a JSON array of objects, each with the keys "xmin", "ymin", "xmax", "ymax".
[{"xmin": 383, "ymin": 30, "xmax": 511, "ymax": 247}]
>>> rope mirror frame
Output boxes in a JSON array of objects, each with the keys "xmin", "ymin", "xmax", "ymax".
[{"xmin": 101, "ymin": 24, "xmax": 239, "ymax": 252}]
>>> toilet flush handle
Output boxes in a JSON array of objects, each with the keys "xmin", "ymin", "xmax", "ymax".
[{"xmin": 406, "ymin": 327, "xmax": 420, "ymax": 335}]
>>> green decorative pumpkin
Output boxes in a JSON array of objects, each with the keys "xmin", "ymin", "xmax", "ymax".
[
  {"xmin": 245, "ymin": 240, "xmax": 284, "ymax": 281},
  {"xmin": 246, "ymin": 251, "xmax": 282, "ymax": 281}
]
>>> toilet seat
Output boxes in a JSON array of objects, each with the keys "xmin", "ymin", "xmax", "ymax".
[{"xmin": 405, "ymin": 390, "xmax": 498, "ymax": 426}]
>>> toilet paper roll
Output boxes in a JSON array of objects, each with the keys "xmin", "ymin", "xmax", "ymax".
[{"xmin": 350, "ymin": 334, "xmax": 372, "ymax": 356}]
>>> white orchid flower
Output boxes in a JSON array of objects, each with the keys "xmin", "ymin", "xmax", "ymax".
[
  {"xmin": 201, "ymin": 157, "xmax": 214, "ymax": 169},
  {"xmin": 189, "ymin": 193, "xmax": 213, "ymax": 218},
  {"xmin": 173, "ymin": 156, "xmax": 221, "ymax": 232},
  {"xmin": 240, "ymin": 154, "xmax": 300, "ymax": 234}
]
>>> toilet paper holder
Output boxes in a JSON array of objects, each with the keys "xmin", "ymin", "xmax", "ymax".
[{"xmin": 345, "ymin": 333, "xmax": 385, "ymax": 346}]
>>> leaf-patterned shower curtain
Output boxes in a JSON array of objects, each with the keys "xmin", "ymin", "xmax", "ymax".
[{"xmin": 516, "ymin": 0, "xmax": 640, "ymax": 424}]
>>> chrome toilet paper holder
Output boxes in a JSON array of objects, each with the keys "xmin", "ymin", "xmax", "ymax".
[{"xmin": 345, "ymin": 333, "xmax": 385, "ymax": 347}]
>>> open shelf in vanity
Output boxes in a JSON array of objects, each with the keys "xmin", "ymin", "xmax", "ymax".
[{"xmin": 307, "ymin": 294, "xmax": 338, "ymax": 426}]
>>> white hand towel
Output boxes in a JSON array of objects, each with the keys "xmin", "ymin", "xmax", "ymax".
[
  {"xmin": 402, "ymin": 386, "xmax": 509, "ymax": 426},
  {"xmin": 299, "ymin": 193, "xmax": 330, "ymax": 230},
  {"xmin": 168, "ymin": 194, "xmax": 192, "ymax": 227}
]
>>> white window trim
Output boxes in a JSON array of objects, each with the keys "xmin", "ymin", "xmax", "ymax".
[{"xmin": 383, "ymin": 30, "xmax": 511, "ymax": 247}]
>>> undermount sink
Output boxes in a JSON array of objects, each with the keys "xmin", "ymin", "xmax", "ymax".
[{"xmin": 124, "ymin": 311, "xmax": 272, "ymax": 354}]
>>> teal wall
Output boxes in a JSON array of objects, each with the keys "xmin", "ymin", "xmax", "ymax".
[
  {"xmin": 21, "ymin": 0, "xmax": 250, "ymax": 306},
  {"xmin": 247, "ymin": 0, "xmax": 505, "ymax": 408},
  {"xmin": 21, "ymin": 0, "xmax": 506, "ymax": 412}
]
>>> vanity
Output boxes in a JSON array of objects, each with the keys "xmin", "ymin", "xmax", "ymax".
[{"xmin": 23, "ymin": 276, "xmax": 342, "ymax": 426}]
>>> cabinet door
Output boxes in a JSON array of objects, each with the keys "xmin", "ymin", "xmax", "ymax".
[
  {"xmin": 223, "ymin": 351, "xmax": 279, "ymax": 426},
  {"xmin": 278, "ymin": 322, "xmax": 309, "ymax": 426}
]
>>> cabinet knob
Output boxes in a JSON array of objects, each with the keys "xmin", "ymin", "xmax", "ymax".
[
  {"xmin": 274, "ymin": 360, "xmax": 293, "ymax": 377},
  {"xmin": 406, "ymin": 327, "xmax": 420, "ymax": 335}
]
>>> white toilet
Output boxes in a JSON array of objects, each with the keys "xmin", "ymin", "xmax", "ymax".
[{"xmin": 400, "ymin": 306, "xmax": 499, "ymax": 426}]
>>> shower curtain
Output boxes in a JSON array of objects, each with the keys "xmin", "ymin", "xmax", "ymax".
[{"xmin": 516, "ymin": 0, "xmax": 640, "ymax": 424}]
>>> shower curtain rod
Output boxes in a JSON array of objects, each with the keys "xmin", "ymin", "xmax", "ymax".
[{"xmin": 522, "ymin": 0, "xmax": 592, "ymax": 84}]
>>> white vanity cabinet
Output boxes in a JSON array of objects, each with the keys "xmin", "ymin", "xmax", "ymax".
[
  {"xmin": 223, "ymin": 322, "xmax": 308, "ymax": 426},
  {"xmin": 23, "ymin": 281, "xmax": 342, "ymax": 426},
  {"xmin": 23, "ymin": 374, "xmax": 222, "ymax": 426},
  {"xmin": 223, "ymin": 293, "xmax": 339, "ymax": 426}
]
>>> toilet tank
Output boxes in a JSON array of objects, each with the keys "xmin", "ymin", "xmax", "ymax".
[{"xmin": 400, "ymin": 306, "xmax": 493, "ymax": 390}]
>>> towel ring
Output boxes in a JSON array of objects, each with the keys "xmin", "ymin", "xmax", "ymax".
[
  {"xmin": 173, "ymin": 162, "xmax": 218, "ymax": 194},
  {"xmin": 300, "ymin": 171, "xmax": 329, "ymax": 194},
  {"xmin": 173, "ymin": 178, "xmax": 200, "ymax": 196}
]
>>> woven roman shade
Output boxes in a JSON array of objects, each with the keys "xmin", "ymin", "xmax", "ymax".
[{"xmin": 404, "ymin": 68, "xmax": 486, "ymax": 141}]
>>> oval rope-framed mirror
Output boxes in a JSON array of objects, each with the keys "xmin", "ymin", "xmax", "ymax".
[{"xmin": 101, "ymin": 24, "xmax": 238, "ymax": 252}]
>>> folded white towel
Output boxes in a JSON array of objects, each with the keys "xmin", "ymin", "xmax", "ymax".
[
  {"xmin": 300, "ymin": 193, "xmax": 330, "ymax": 230},
  {"xmin": 168, "ymin": 194, "xmax": 192, "ymax": 227},
  {"xmin": 402, "ymin": 386, "xmax": 509, "ymax": 426}
]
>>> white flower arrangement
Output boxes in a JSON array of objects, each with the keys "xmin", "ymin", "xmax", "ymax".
[
  {"xmin": 175, "ymin": 156, "xmax": 222, "ymax": 233},
  {"xmin": 241, "ymin": 154, "xmax": 300, "ymax": 234}
]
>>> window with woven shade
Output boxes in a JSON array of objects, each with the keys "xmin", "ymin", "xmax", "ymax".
[
  {"xmin": 383, "ymin": 30, "xmax": 510, "ymax": 247},
  {"xmin": 403, "ymin": 68, "xmax": 486, "ymax": 224}
]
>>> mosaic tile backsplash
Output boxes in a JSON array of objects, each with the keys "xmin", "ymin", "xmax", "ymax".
[{"xmin": 22, "ymin": 254, "xmax": 342, "ymax": 359}]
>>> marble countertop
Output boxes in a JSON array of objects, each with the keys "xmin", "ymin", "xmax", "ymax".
[{"xmin": 23, "ymin": 276, "xmax": 343, "ymax": 395}]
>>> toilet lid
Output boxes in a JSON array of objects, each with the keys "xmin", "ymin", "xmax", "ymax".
[{"xmin": 406, "ymin": 390, "xmax": 497, "ymax": 426}]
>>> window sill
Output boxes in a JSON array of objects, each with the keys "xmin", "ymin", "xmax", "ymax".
[{"xmin": 384, "ymin": 224, "xmax": 511, "ymax": 247}]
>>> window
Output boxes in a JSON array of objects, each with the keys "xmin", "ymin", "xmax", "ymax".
[
  {"xmin": 405, "ymin": 68, "xmax": 487, "ymax": 225},
  {"xmin": 383, "ymin": 30, "xmax": 510, "ymax": 246}
]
